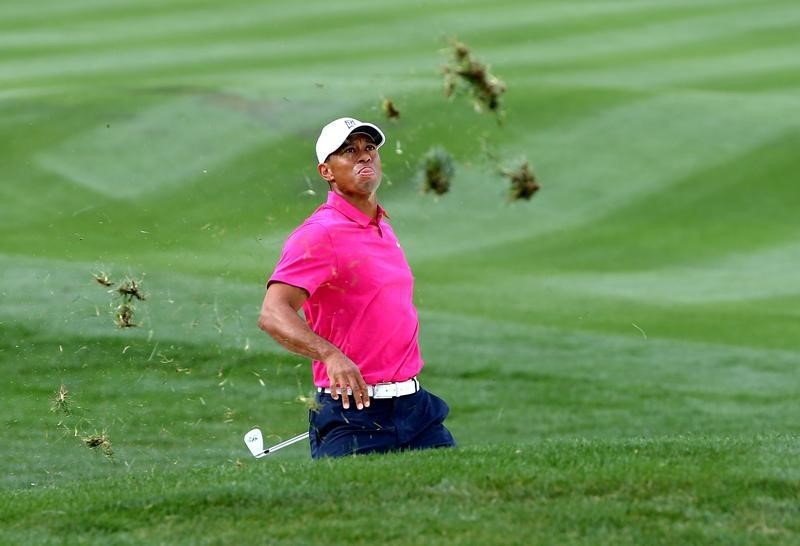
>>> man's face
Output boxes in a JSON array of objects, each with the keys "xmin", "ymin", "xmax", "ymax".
[{"xmin": 319, "ymin": 133, "xmax": 382, "ymax": 197}]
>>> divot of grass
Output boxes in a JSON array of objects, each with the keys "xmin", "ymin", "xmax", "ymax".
[
  {"xmin": 381, "ymin": 97, "xmax": 400, "ymax": 119},
  {"xmin": 443, "ymin": 39, "xmax": 507, "ymax": 116},
  {"xmin": 421, "ymin": 146, "xmax": 455, "ymax": 195},
  {"xmin": 82, "ymin": 432, "xmax": 114, "ymax": 460},
  {"xmin": 500, "ymin": 159, "xmax": 540, "ymax": 201},
  {"xmin": 91, "ymin": 272, "xmax": 148, "ymax": 328}
]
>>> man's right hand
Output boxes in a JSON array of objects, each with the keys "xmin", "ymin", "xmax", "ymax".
[{"xmin": 324, "ymin": 353, "xmax": 370, "ymax": 410}]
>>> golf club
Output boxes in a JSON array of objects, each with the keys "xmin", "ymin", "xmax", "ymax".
[{"xmin": 244, "ymin": 427, "xmax": 309, "ymax": 458}]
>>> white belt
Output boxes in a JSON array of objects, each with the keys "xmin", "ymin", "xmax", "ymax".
[{"xmin": 318, "ymin": 377, "xmax": 420, "ymax": 399}]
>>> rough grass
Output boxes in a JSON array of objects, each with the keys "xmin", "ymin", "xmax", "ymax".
[{"xmin": 1, "ymin": 439, "xmax": 798, "ymax": 546}]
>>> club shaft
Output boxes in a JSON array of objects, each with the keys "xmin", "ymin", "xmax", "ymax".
[{"xmin": 263, "ymin": 431, "xmax": 309, "ymax": 455}]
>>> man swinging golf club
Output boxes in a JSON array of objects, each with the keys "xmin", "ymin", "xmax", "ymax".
[{"xmin": 258, "ymin": 117, "xmax": 456, "ymax": 458}]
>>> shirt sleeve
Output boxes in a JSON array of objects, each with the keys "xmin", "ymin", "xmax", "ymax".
[{"xmin": 268, "ymin": 221, "xmax": 336, "ymax": 296}]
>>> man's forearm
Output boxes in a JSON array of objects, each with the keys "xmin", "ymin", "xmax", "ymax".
[
  {"xmin": 259, "ymin": 304, "xmax": 340, "ymax": 362},
  {"xmin": 258, "ymin": 290, "xmax": 370, "ymax": 408}
]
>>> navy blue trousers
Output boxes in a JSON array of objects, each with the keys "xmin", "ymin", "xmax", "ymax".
[{"xmin": 309, "ymin": 388, "xmax": 456, "ymax": 458}]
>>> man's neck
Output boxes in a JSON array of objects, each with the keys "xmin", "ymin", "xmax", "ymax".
[{"xmin": 332, "ymin": 188, "xmax": 378, "ymax": 219}]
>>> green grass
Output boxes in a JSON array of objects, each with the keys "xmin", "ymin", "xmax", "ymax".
[
  {"xmin": 2, "ymin": 440, "xmax": 797, "ymax": 546},
  {"xmin": 1, "ymin": 0, "xmax": 799, "ymax": 543}
]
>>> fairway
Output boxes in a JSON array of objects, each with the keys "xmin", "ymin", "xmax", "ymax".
[{"xmin": 1, "ymin": 0, "xmax": 799, "ymax": 544}]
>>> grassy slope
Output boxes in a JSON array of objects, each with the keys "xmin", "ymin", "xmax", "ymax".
[{"xmin": 1, "ymin": 0, "xmax": 799, "ymax": 543}]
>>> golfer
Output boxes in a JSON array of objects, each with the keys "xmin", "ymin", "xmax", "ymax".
[{"xmin": 258, "ymin": 117, "xmax": 456, "ymax": 458}]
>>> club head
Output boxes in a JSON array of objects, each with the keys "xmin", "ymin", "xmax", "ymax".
[{"xmin": 244, "ymin": 427, "xmax": 266, "ymax": 458}]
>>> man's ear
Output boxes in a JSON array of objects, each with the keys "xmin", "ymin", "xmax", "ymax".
[{"xmin": 318, "ymin": 163, "xmax": 334, "ymax": 183}]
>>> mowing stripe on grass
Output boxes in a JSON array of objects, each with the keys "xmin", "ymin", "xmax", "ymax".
[
  {"xmin": 543, "ymin": 44, "xmax": 800, "ymax": 91},
  {"xmin": 36, "ymin": 94, "xmax": 358, "ymax": 198},
  {"xmin": 4, "ymin": 1, "xmax": 793, "ymax": 88},
  {"xmin": 0, "ymin": 253, "xmax": 266, "ymax": 349},
  {"xmin": 483, "ymin": 2, "xmax": 800, "ymax": 71},
  {"xmin": 537, "ymin": 238, "xmax": 800, "ymax": 304}
]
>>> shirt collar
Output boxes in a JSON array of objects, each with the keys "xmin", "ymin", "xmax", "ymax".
[{"xmin": 326, "ymin": 191, "xmax": 388, "ymax": 227}]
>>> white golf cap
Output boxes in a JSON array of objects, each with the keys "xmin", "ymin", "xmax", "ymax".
[{"xmin": 315, "ymin": 117, "xmax": 385, "ymax": 164}]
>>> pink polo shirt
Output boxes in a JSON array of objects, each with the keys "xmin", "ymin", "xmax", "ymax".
[{"xmin": 268, "ymin": 191, "xmax": 424, "ymax": 387}]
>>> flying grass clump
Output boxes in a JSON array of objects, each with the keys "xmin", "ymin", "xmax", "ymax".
[
  {"xmin": 114, "ymin": 303, "xmax": 137, "ymax": 328},
  {"xmin": 501, "ymin": 160, "xmax": 540, "ymax": 201},
  {"xmin": 82, "ymin": 431, "xmax": 114, "ymax": 459},
  {"xmin": 93, "ymin": 271, "xmax": 113, "ymax": 287},
  {"xmin": 50, "ymin": 384, "xmax": 72, "ymax": 416},
  {"xmin": 114, "ymin": 277, "xmax": 147, "ymax": 328},
  {"xmin": 116, "ymin": 277, "xmax": 146, "ymax": 301},
  {"xmin": 421, "ymin": 147, "xmax": 455, "ymax": 195},
  {"xmin": 382, "ymin": 98, "xmax": 400, "ymax": 119},
  {"xmin": 49, "ymin": 386, "xmax": 117, "ymax": 461},
  {"xmin": 443, "ymin": 39, "xmax": 507, "ymax": 115},
  {"xmin": 92, "ymin": 271, "xmax": 147, "ymax": 328}
]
